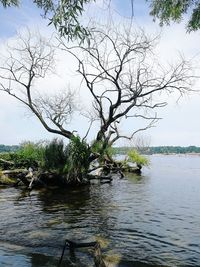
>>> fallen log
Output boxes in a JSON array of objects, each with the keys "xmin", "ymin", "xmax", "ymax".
[
  {"xmin": 0, "ymin": 169, "xmax": 28, "ymax": 186},
  {"xmin": 0, "ymin": 173, "xmax": 16, "ymax": 186},
  {"xmin": 1, "ymin": 168, "xmax": 36, "ymax": 187},
  {"xmin": 1, "ymin": 168, "xmax": 44, "ymax": 188},
  {"xmin": 2, "ymin": 169, "xmax": 28, "ymax": 176},
  {"xmin": 0, "ymin": 158, "xmax": 14, "ymax": 165},
  {"xmin": 0, "ymin": 159, "xmax": 15, "ymax": 171}
]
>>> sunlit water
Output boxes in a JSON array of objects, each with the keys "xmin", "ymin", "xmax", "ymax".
[{"xmin": 0, "ymin": 155, "xmax": 200, "ymax": 266}]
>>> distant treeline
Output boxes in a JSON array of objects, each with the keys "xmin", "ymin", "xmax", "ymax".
[
  {"xmin": 113, "ymin": 146, "xmax": 200, "ymax": 155},
  {"xmin": 1, "ymin": 144, "xmax": 200, "ymax": 155},
  {"xmin": 0, "ymin": 144, "xmax": 19, "ymax": 153}
]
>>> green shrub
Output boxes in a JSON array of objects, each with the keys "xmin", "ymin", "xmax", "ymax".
[
  {"xmin": 64, "ymin": 136, "xmax": 90, "ymax": 182},
  {"xmin": 0, "ymin": 142, "xmax": 45, "ymax": 169},
  {"xmin": 14, "ymin": 141, "xmax": 45, "ymax": 168},
  {"xmin": 127, "ymin": 149, "xmax": 149, "ymax": 167},
  {"xmin": 41, "ymin": 137, "xmax": 90, "ymax": 183},
  {"xmin": 0, "ymin": 152, "xmax": 14, "ymax": 169},
  {"xmin": 0, "ymin": 152, "xmax": 12, "ymax": 161},
  {"xmin": 91, "ymin": 140, "xmax": 113, "ymax": 162},
  {"xmin": 1, "ymin": 137, "xmax": 92, "ymax": 184},
  {"xmin": 42, "ymin": 138, "xmax": 67, "ymax": 172}
]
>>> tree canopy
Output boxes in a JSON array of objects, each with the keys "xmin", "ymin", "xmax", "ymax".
[
  {"xmin": 0, "ymin": 0, "xmax": 92, "ymax": 40},
  {"xmin": 1, "ymin": 0, "xmax": 200, "ymax": 41},
  {"xmin": 148, "ymin": 0, "xmax": 200, "ymax": 32}
]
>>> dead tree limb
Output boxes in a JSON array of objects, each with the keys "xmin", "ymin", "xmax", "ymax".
[{"xmin": 0, "ymin": 29, "xmax": 76, "ymax": 141}]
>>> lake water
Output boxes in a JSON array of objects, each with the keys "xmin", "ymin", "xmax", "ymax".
[{"xmin": 0, "ymin": 155, "xmax": 200, "ymax": 266}]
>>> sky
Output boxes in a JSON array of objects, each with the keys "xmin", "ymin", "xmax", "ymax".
[{"xmin": 0, "ymin": 0, "xmax": 200, "ymax": 146}]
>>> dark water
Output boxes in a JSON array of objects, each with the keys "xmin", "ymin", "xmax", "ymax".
[{"xmin": 0, "ymin": 155, "xmax": 200, "ymax": 266}]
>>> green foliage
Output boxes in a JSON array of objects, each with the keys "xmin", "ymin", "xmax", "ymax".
[
  {"xmin": 0, "ymin": 152, "xmax": 14, "ymax": 172},
  {"xmin": 0, "ymin": 138, "xmax": 91, "ymax": 183},
  {"xmin": 91, "ymin": 140, "xmax": 113, "ymax": 162},
  {"xmin": 91, "ymin": 140, "xmax": 102, "ymax": 154},
  {"xmin": 127, "ymin": 149, "xmax": 149, "ymax": 166},
  {"xmin": 0, "ymin": 142, "xmax": 44, "ymax": 168},
  {"xmin": 0, "ymin": 0, "xmax": 92, "ymax": 41},
  {"xmin": 14, "ymin": 141, "xmax": 45, "ymax": 168},
  {"xmin": 64, "ymin": 136, "xmax": 90, "ymax": 182},
  {"xmin": 0, "ymin": 0, "xmax": 18, "ymax": 7},
  {"xmin": 48, "ymin": 0, "xmax": 92, "ymax": 41},
  {"xmin": 148, "ymin": 0, "xmax": 200, "ymax": 32},
  {"xmin": 42, "ymin": 138, "xmax": 67, "ymax": 172},
  {"xmin": 42, "ymin": 137, "xmax": 90, "ymax": 183},
  {"xmin": 0, "ymin": 152, "xmax": 12, "ymax": 161},
  {"xmin": 1, "ymin": 0, "xmax": 200, "ymax": 37},
  {"xmin": 188, "ymin": 3, "xmax": 200, "ymax": 31}
]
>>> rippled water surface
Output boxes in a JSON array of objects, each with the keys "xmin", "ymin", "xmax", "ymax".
[{"xmin": 1, "ymin": 155, "xmax": 200, "ymax": 266}]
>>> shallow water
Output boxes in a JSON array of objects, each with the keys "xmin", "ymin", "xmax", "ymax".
[{"xmin": 0, "ymin": 155, "xmax": 200, "ymax": 266}]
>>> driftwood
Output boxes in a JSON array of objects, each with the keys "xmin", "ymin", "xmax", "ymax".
[
  {"xmin": 58, "ymin": 239, "xmax": 106, "ymax": 267},
  {"xmin": 1, "ymin": 168, "xmax": 38, "ymax": 188},
  {"xmin": 0, "ymin": 169, "xmax": 28, "ymax": 186},
  {"xmin": 0, "ymin": 159, "xmax": 15, "ymax": 172},
  {"xmin": 25, "ymin": 168, "xmax": 39, "ymax": 189},
  {"xmin": 2, "ymin": 169, "xmax": 28, "ymax": 176},
  {"xmin": 89, "ymin": 159, "xmax": 140, "ymax": 180},
  {"xmin": 0, "ymin": 167, "xmax": 70, "ymax": 188},
  {"xmin": 0, "ymin": 158, "xmax": 14, "ymax": 165}
]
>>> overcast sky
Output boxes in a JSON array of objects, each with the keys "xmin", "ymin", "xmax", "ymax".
[{"xmin": 0, "ymin": 0, "xmax": 200, "ymax": 146}]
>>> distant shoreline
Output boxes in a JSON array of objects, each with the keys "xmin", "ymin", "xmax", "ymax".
[
  {"xmin": 113, "ymin": 146, "xmax": 200, "ymax": 155},
  {"xmin": 149, "ymin": 153, "xmax": 200, "ymax": 156},
  {"xmin": 1, "ymin": 144, "xmax": 200, "ymax": 155}
]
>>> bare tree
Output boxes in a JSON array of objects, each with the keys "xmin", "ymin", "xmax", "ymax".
[
  {"xmin": 59, "ymin": 27, "xmax": 195, "ymax": 151},
  {"xmin": 0, "ymin": 30, "xmax": 76, "ymax": 140},
  {"xmin": 0, "ymin": 27, "xmax": 197, "ymax": 178}
]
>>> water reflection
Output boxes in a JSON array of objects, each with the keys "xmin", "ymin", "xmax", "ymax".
[{"xmin": 14, "ymin": 189, "xmax": 32, "ymax": 204}]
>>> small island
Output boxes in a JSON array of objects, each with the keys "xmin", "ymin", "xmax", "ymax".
[{"xmin": 0, "ymin": 140, "xmax": 149, "ymax": 189}]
